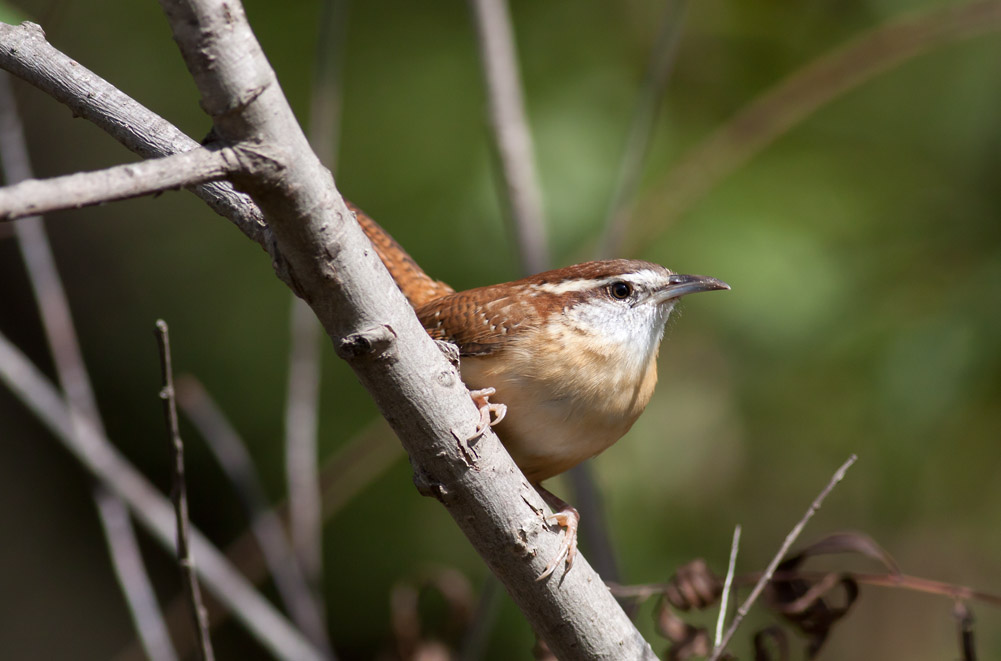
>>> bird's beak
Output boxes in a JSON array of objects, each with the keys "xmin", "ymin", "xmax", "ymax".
[{"xmin": 653, "ymin": 273, "xmax": 730, "ymax": 304}]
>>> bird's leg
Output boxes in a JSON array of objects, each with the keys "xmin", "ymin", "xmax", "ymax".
[
  {"xmin": 467, "ymin": 387, "xmax": 506, "ymax": 440},
  {"xmin": 534, "ymin": 484, "xmax": 580, "ymax": 581}
]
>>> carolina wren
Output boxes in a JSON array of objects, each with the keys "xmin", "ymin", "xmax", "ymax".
[{"xmin": 351, "ymin": 204, "xmax": 729, "ymax": 577}]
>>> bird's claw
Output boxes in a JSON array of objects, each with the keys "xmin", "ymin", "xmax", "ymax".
[
  {"xmin": 535, "ymin": 498, "xmax": 580, "ymax": 581},
  {"xmin": 468, "ymin": 387, "xmax": 507, "ymax": 440},
  {"xmin": 531, "ymin": 484, "xmax": 581, "ymax": 581}
]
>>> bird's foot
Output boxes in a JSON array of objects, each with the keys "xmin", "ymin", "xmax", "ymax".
[
  {"xmin": 534, "ymin": 486, "xmax": 580, "ymax": 581},
  {"xmin": 467, "ymin": 387, "xmax": 506, "ymax": 440}
]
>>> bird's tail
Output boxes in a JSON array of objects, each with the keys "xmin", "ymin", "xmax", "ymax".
[{"xmin": 348, "ymin": 202, "xmax": 455, "ymax": 308}]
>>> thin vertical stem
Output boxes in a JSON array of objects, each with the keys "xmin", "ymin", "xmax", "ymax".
[
  {"xmin": 566, "ymin": 464, "xmax": 621, "ymax": 583},
  {"xmin": 284, "ymin": 296, "xmax": 325, "ymax": 612},
  {"xmin": 308, "ymin": 0, "xmax": 349, "ymax": 171},
  {"xmin": 467, "ymin": 0, "xmax": 549, "ymax": 275},
  {"xmin": 714, "ymin": 524, "xmax": 741, "ymax": 647},
  {"xmin": 598, "ymin": 0, "xmax": 688, "ymax": 258},
  {"xmin": 155, "ymin": 321, "xmax": 215, "ymax": 661}
]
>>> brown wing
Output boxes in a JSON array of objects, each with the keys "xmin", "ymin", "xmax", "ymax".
[
  {"xmin": 416, "ymin": 286, "xmax": 538, "ymax": 356},
  {"xmin": 349, "ymin": 202, "xmax": 455, "ymax": 308}
]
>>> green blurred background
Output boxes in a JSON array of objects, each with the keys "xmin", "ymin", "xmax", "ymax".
[{"xmin": 1, "ymin": 0, "xmax": 1000, "ymax": 659}]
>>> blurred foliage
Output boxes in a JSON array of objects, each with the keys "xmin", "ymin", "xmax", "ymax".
[{"xmin": 1, "ymin": 0, "xmax": 1000, "ymax": 659}]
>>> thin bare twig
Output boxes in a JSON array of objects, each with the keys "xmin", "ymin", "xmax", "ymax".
[
  {"xmin": 0, "ymin": 70, "xmax": 177, "ymax": 661},
  {"xmin": 472, "ymin": 0, "xmax": 627, "ymax": 591},
  {"xmin": 566, "ymin": 464, "xmax": 621, "ymax": 583},
  {"xmin": 611, "ymin": 567, "xmax": 1001, "ymax": 610},
  {"xmin": 766, "ymin": 571, "xmax": 1001, "ymax": 609},
  {"xmin": 468, "ymin": 2, "xmax": 648, "ymax": 650},
  {"xmin": 598, "ymin": 0, "xmax": 688, "ymax": 258},
  {"xmin": 285, "ymin": 296, "xmax": 325, "ymax": 600},
  {"xmin": 0, "ymin": 330, "xmax": 327, "ymax": 661},
  {"xmin": 128, "ymin": 420, "xmax": 400, "ymax": 661},
  {"xmin": 0, "ymin": 145, "xmax": 237, "ymax": 222},
  {"xmin": 308, "ymin": 0, "xmax": 349, "ymax": 171},
  {"xmin": 467, "ymin": 0, "xmax": 549, "ymax": 275},
  {"xmin": 709, "ymin": 454, "xmax": 857, "ymax": 660},
  {"xmin": 95, "ymin": 491, "xmax": 178, "ymax": 661},
  {"xmin": 955, "ymin": 601, "xmax": 977, "ymax": 661},
  {"xmin": 176, "ymin": 375, "xmax": 332, "ymax": 654},
  {"xmin": 628, "ymin": 0, "xmax": 1001, "ymax": 250},
  {"xmin": 155, "ymin": 321, "xmax": 215, "ymax": 661},
  {"xmin": 714, "ymin": 524, "xmax": 741, "ymax": 648}
]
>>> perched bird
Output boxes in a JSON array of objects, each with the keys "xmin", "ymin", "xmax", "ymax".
[{"xmin": 352, "ymin": 203, "xmax": 729, "ymax": 578}]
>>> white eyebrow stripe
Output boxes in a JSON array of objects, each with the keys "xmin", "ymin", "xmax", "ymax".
[
  {"xmin": 531, "ymin": 271, "xmax": 660, "ymax": 295},
  {"xmin": 532, "ymin": 278, "xmax": 616, "ymax": 295}
]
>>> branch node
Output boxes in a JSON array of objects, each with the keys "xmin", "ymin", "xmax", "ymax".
[
  {"xmin": 21, "ymin": 21, "xmax": 46, "ymax": 38},
  {"xmin": 412, "ymin": 465, "xmax": 448, "ymax": 502},
  {"xmin": 336, "ymin": 324, "xmax": 396, "ymax": 360}
]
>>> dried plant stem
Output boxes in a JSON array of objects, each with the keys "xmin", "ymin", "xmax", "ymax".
[
  {"xmin": 611, "ymin": 568, "xmax": 1001, "ymax": 611},
  {"xmin": 580, "ymin": 2, "xmax": 689, "ymax": 584},
  {"xmin": 714, "ymin": 524, "xmax": 741, "ymax": 647},
  {"xmin": 155, "ymin": 321, "xmax": 215, "ymax": 661},
  {"xmin": 758, "ymin": 571, "xmax": 1001, "ymax": 609},
  {"xmin": 284, "ymin": 298, "xmax": 325, "ymax": 615},
  {"xmin": 474, "ymin": 0, "xmax": 621, "ymax": 588},
  {"xmin": 954, "ymin": 602, "xmax": 977, "ymax": 661},
  {"xmin": 709, "ymin": 455, "xmax": 857, "ymax": 661},
  {"xmin": 566, "ymin": 463, "xmax": 621, "ymax": 582},
  {"xmin": 459, "ymin": 577, "xmax": 503, "ymax": 661}
]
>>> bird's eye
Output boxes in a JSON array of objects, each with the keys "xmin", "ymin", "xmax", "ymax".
[{"xmin": 609, "ymin": 281, "xmax": 632, "ymax": 300}]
